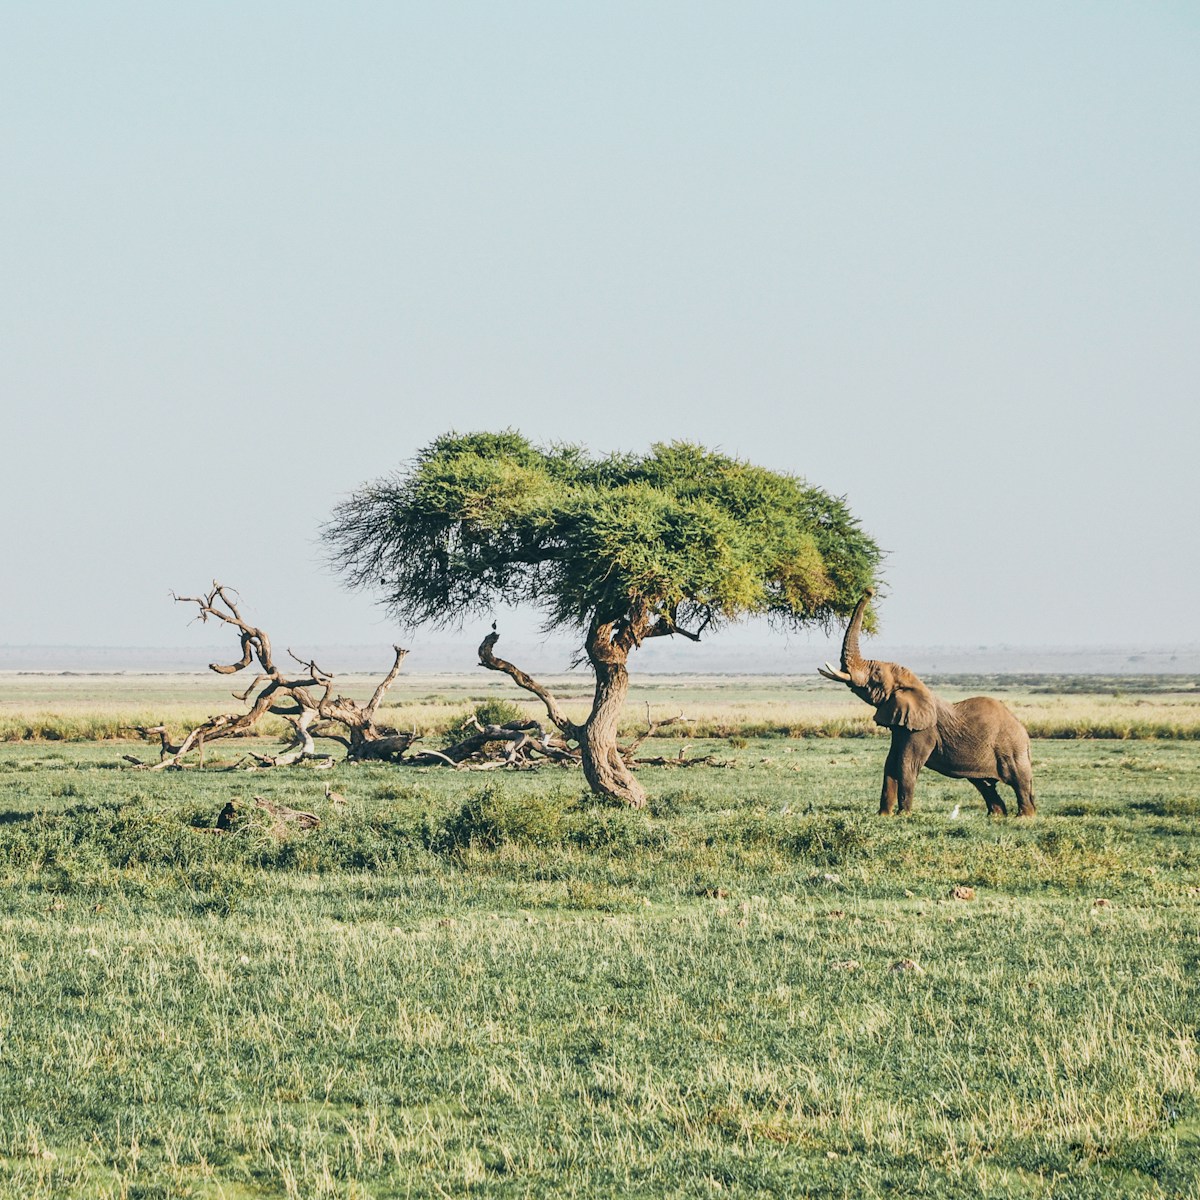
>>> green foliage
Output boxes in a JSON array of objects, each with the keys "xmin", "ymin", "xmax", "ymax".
[
  {"xmin": 468, "ymin": 696, "xmax": 524, "ymax": 729},
  {"xmin": 0, "ymin": 801, "xmax": 433, "ymax": 882},
  {"xmin": 324, "ymin": 432, "xmax": 883, "ymax": 637},
  {"xmin": 778, "ymin": 814, "xmax": 876, "ymax": 865},
  {"xmin": 432, "ymin": 783, "xmax": 569, "ymax": 851}
]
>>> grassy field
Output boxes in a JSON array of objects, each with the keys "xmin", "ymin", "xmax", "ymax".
[{"xmin": 0, "ymin": 676, "xmax": 1198, "ymax": 1197}]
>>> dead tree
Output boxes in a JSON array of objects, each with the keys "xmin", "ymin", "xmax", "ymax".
[
  {"xmin": 135, "ymin": 583, "xmax": 412, "ymax": 769},
  {"xmin": 406, "ymin": 713, "xmax": 583, "ymax": 770},
  {"xmin": 434, "ymin": 715, "xmax": 547, "ymax": 764}
]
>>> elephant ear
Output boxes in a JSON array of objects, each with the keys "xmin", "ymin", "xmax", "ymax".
[{"xmin": 873, "ymin": 672, "xmax": 937, "ymax": 731}]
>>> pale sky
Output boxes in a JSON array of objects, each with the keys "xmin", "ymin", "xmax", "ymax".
[{"xmin": 3, "ymin": 3, "xmax": 1197, "ymax": 654}]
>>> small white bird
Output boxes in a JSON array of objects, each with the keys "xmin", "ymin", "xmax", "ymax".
[
  {"xmin": 324, "ymin": 782, "xmax": 347, "ymax": 807},
  {"xmin": 949, "ymin": 804, "xmax": 961, "ymax": 820}
]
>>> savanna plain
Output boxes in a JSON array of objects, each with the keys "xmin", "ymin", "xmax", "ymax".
[{"xmin": 1, "ymin": 672, "xmax": 1198, "ymax": 1198}]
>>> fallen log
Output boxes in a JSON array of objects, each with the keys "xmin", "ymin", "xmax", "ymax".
[{"xmin": 213, "ymin": 796, "xmax": 321, "ymax": 835}]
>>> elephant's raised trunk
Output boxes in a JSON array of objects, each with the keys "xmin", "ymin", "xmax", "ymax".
[{"xmin": 840, "ymin": 589, "xmax": 873, "ymax": 676}]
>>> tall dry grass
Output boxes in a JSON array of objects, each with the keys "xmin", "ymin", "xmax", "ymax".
[{"xmin": 2, "ymin": 672, "xmax": 1199, "ymax": 743}]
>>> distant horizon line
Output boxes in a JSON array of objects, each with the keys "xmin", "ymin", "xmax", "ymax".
[{"xmin": 5, "ymin": 639, "xmax": 1198, "ymax": 679}]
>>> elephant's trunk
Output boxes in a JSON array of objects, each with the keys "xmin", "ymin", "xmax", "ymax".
[{"xmin": 840, "ymin": 589, "xmax": 873, "ymax": 677}]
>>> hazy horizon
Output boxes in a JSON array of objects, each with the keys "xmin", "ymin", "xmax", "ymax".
[{"xmin": 5, "ymin": 633, "xmax": 1199, "ymax": 679}]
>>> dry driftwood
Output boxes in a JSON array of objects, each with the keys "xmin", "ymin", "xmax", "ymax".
[
  {"xmin": 406, "ymin": 713, "xmax": 577, "ymax": 770},
  {"xmin": 132, "ymin": 583, "xmax": 411, "ymax": 770},
  {"xmin": 214, "ymin": 796, "xmax": 321, "ymax": 835}
]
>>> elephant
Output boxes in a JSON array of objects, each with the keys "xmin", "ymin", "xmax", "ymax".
[{"xmin": 818, "ymin": 591, "xmax": 1035, "ymax": 816}]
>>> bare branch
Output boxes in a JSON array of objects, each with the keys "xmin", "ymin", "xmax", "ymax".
[
  {"xmin": 172, "ymin": 583, "xmax": 277, "ymax": 676},
  {"xmin": 134, "ymin": 724, "xmax": 186, "ymax": 760},
  {"xmin": 529, "ymin": 738, "xmax": 581, "ymax": 765},
  {"xmin": 234, "ymin": 674, "xmax": 270, "ymax": 703},
  {"xmin": 645, "ymin": 618, "xmax": 702, "ymax": 642},
  {"xmin": 364, "ymin": 645, "xmax": 408, "ymax": 718},
  {"xmin": 410, "ymin": 747, "xmax": 463, "ymax": 768},
  {"xmin": 209, "ymin": 633, "xmax": 256, "ymax": 675},
  {"xmin": 313, "ymin": 726, "xmax": 352, "ymax": 751},
  {"xmin": 287, "ymin": 647, "xmax": 334, "ymax": 682},
  {"xmin": 477, "ymin": 630, "xmax": 579, "ymax": 738},
  {"xmin": 622, "ymin": 704, "xmax": 694, "ymax": 758}
]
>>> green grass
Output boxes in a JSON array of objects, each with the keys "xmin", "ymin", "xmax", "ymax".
[{"xmin": 0, "ymin": 737, "xmax": 1198, "ymax": 1197}]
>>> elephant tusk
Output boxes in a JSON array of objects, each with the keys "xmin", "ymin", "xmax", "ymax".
[{"xmin": 818, "ymin": 663, "xmax": 851, "ymax": 682}]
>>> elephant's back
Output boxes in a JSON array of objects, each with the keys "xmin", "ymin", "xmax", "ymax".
[{"xmin": 953, "ymin": 695, "xmax": 1030, "ymax": 750}]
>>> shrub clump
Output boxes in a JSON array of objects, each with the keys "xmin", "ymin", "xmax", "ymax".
[
  {"xmin": 721, "ymin": 813, "xmax": 876, "ymax": 867},
  {"xmin": 780, "ymin": 814, "xmax": 875, "ymax": 865},
  {"xmin": 566, "ymin": 808, "xmax": 667, "ymax": 854},
  {"xmin": 0, "ymin": 802, "xmax": 431, "ymax": 881},
  {"xmin": 439, "ymin": 698, "xmax": 529, "ymax": 748},
  {"xmin": 432, "ymin": 784, "xmax": 568, "ymax": 852},
  {"xmin": 431, "ymin": 785, "xmax": 665, "ymax": 856}
]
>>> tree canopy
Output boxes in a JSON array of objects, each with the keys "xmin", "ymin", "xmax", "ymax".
[{"xmin": 324, "ymin": 431, "xmax": 883, "ymax": 640}]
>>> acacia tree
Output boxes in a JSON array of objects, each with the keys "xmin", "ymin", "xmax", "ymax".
[{"xmin": 324, "ymin": 433, "xmax": 882, "ymax": 806}]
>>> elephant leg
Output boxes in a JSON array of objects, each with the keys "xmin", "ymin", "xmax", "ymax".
[
  {"xmin": 879, "ymin": 773, "xmax": 899, "ymax": 815},
  {"xmin": 878, "ymin": 738, "xmax": 904, "ymax": 814},
  {"xmin": 896, "ymin": 762, "xmax": 922, "ymax": 813},
  {"xmin": 969, "ymin": 778, "xmax": 1007, "ymax": 817},
  {"xmin": 1011, "ymin": 762, "xmax": 1036, "ymax": 818},
  {"xmin": 998, "ymin": 753, "xmax": 1036, "ymax": 817},
  {"xmin": 885, "ymin": 737, "xmax": 923, "ymax": 814}
]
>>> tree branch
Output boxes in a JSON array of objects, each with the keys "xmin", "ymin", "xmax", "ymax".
[
  {"xmin": 645, "ymin": 617, "xmax": 702, "ymax": 642},
  {"xmin": 172, "ymin": 583, "xmax": 276, "ymax": 675},
  {"xmin": 364, "ymin": 645, "xmax": 409, "ymax": 718},
  {"xmin": 621, "ymin": 704, "xmax": 694, "ymax": 758},
  {"xmin": 287, "ymin": 647, "xmax": 334, "ymax": 682},
  {"xmin": 477, "ymin": 630, "xmax": 580, "ymax": 738}
]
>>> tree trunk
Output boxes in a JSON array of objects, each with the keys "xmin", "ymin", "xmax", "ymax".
[
  {"xmin": 477, "ymin": 624, "xmax": 648, "ymax": 806},
  {"xmin": 580, "ymin": 654, "xmax": 646, "ymax": 808}
]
